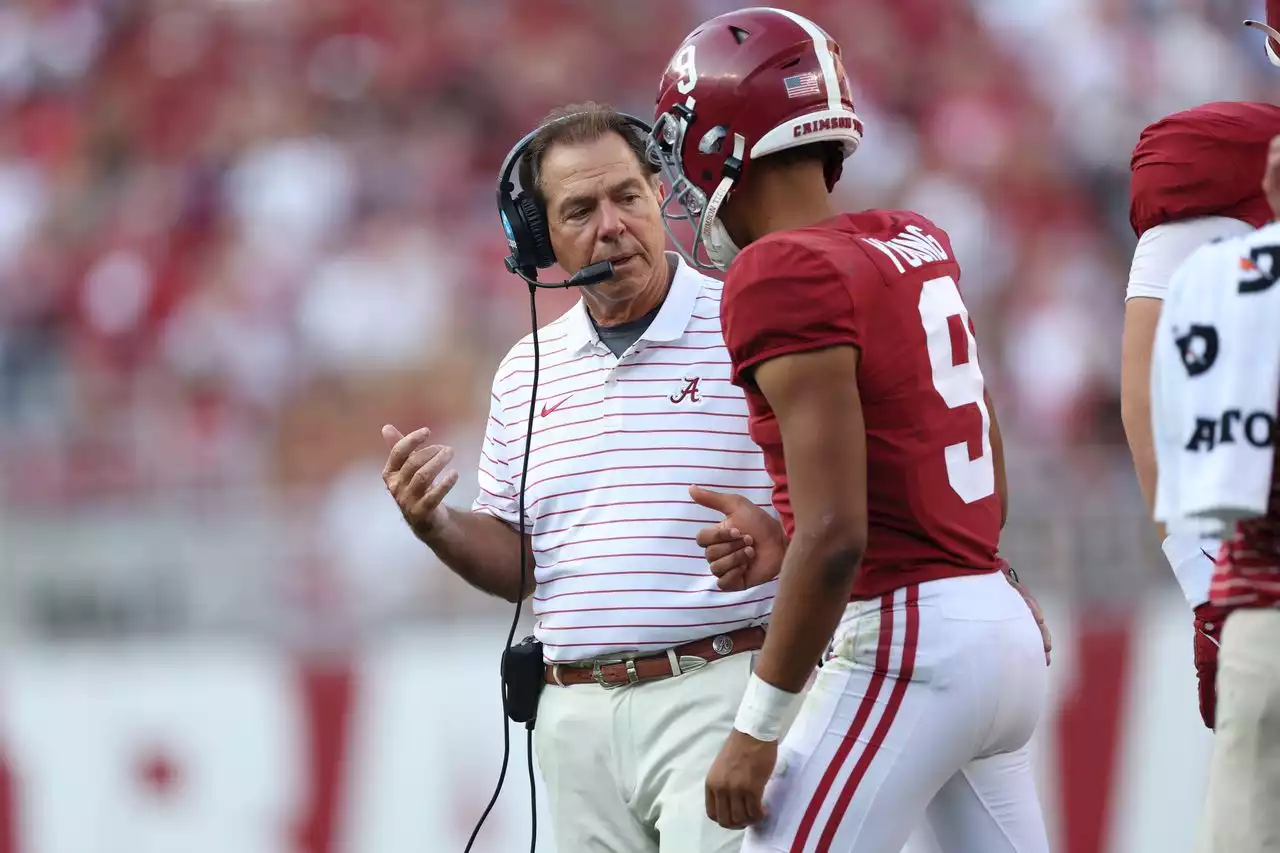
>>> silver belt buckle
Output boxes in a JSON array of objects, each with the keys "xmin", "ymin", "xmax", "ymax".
[{"xmin": 591, "ymin": 658, "xmax": 632, "ymax": 690}]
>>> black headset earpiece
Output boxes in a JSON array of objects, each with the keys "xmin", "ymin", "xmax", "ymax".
[
  {"xmin": 516, "ymin": 193, "xmax": 555, "ymax": 271},
  {"xmin": 496, "ymin": 112, "xmax": 654, "ymax": 281}
]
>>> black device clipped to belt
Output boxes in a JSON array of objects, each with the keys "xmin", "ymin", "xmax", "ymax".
[
  {"xmin": 503, "ymin": 635, "xmax": 546, "ymax": 726},
  {"xmin": 462, "ymin": 112, "xmax": 649, "ymax": 853}
]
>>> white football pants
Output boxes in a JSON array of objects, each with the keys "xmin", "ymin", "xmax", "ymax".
[{"xmin": 742, "ymin": 572, "xmax": 1051, "ymax": 853}]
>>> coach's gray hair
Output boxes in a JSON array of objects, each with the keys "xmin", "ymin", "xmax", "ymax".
[{"xmin": 518, "ymin": 102, "xmax": 659, "ymax": 211}]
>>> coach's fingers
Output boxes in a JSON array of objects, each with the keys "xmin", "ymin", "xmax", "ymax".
[
  {"xmin": 705, "ymin": 540, "xmax": 752, "ymax": 566},
  {"xmin": 715, "ymin": 566, "xmax": 747, "ymax": 592},
  {"xmin": 696, "ymin": 524, "xmax": 745, "ymax": 549},
  {"xmin": 409, "ymin": 468, "xmax": 459, "ymax": 520},
  {"xmin": 690, "ymin": 484, "xmax": 749, "ymax": 515},
  {"xmin": 404, "ymin": 448, "xmax": 455, "ymax": 494},
  {"xmin": 391, "ymin": 444, "xmax": 443, "ymax": 499},
  {"xmin": 381, "ymin": 424, "xmax": 404, "ymax": 450},
  {"xmin": 709, "ymin": 548, "xmax": 753, "ymax": 579},
  {"xmin": 403, "ymin": 446, "xmax": 453, "ymax": 500},
  {"xmin": 382, "ymin": 426, "xmax": 431, "ymax": 480}
]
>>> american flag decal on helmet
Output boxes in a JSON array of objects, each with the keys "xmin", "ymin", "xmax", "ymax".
[{"xmin": 783, "ymin": 72, "xmax": 821, "ymax": 98}]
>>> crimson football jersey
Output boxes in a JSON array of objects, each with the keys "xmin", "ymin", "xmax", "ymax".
[
  {"xmin": 722, "ymin": 210, "xmax": 1002, "ymax": 601},
  {"xmin": 1129, "ymin": 101, "xmax": 1280, "ymax": 238}
]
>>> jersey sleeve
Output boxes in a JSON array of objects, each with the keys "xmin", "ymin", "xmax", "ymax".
[
  {"xmin": 1126, "ymin": 216, "xmax": 1254, "ymax": 301},
  {"xmin": 721, "ymin": 238, "xmax": 865, "ymax": 387},
  {"xmin": 470, "ymin": 371, "xmax": 525, "ymax": 530}
]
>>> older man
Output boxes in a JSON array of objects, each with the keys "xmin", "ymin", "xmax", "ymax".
[{"xmin": 381, "ymin": 102, "xmax": 780, "ymax": 853}]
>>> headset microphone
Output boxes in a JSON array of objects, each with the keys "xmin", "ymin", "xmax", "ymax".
[
  {"xmin": 505, "ymin": 258, "xmax": 617, "ymax": 288},
  {"xmin": 465, "ymin": 111, "xmax": 651, "ymax": 853}
]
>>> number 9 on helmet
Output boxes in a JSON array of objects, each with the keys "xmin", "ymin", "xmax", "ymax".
[{"xmin": 648, "ymin": 7, "xmax": 864, "ymax": 272}]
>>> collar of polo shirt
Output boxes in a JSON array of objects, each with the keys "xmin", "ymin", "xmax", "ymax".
[{"xmin": 563, "ymin": 252, "xmax": 704, "ymax": 355}]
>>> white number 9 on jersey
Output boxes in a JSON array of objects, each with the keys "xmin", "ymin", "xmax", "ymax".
[
  {"xmin": 917, "ymin": 275, "xmax": 996, "ymax": 504},
  {"xmin": 673, "ymin": 45, "xmax": 698, "ymax": 95}
]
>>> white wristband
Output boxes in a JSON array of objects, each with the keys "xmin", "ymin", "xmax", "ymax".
[{"xmin": 733, "ymin": 673, "xmax": 800, "ymax": 742}]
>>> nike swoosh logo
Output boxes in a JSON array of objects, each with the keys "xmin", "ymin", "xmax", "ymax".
[
  {"xmin": 1202, "ymin": 548, "xmax": 1216, "ymax": 562},
  {"xmin": 540, "ymin": 395, "xmax": 573, "ymax": 417}
]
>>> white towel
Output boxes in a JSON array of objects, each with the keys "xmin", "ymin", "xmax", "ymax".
[{"xmin": 1152, "ymin": 222, "xmax": 1280, "ymax": 539}]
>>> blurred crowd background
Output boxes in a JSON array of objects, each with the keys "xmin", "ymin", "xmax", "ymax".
[
  {"xmin": 0, "ymin": 0, "xmax": 1265, "ymax": 649},
  {"xmin": 6, "ymin": 0, "xmax": 1272, "ymax": 644},
  {"xmin": 0, "ymin": 1, "xmax": 1267, "ymax": 850}
]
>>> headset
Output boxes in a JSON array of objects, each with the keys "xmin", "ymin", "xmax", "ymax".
[{"xmin": 463, "ymin": 111, "xmax": 653, "ymax": 853}]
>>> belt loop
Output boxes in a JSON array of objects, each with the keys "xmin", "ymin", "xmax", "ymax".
[
  {"xmin": 667, "ymin": 648, "xmax": 683, "ymax": 676},
  {"xmin": 552, "ymin": 664, "xmax": 564, "ymax": 687}
]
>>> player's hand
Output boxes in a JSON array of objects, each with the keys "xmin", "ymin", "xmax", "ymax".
[
  {"xmin": 1192, "ymin": 602, "xmax": 1228, "ymax": 729},
  {"xmin": 999, "ymin": 557, "xmax": 1052, "ymax": 665},
  {"xmin": 381, "ymin": 424, "xmax": 459, "ymax": 539},
  {"xmin": 690, "ymin": 485, "xmax": 787, "ymax": 591},
  {"xmin": 1264, "ymin": 134, "xmax": 1280, "ymax": 218},
  {"xmin": 705, "ymin": 729, "xmax": 776, "ymax": 829}
]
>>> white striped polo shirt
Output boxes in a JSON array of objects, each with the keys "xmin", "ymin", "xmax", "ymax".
[{"xmin": 472, "ymin": 255, "xmax": 778, "ymax": 663}]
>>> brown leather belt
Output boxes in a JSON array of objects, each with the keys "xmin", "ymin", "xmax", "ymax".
[{"xmin": 544, "ymin": 625, "xmax": 766, "ymax": 689}]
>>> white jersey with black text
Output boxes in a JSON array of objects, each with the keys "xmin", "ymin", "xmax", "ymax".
[{"xmin": 1152, "ymin": 222, "xmax": 1280, "ymax": 611}]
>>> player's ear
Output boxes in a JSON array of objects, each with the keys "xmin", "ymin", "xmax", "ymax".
[{"xmin": 651, "ymin": 173, "xmax": 666, "ymax": 203}]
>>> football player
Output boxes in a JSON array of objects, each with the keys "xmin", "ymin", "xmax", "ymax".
[
  {"xmin": 1120, "ymin": 1, "xmax": 1280, "ymax": 730},
  {"xmin": 649, "ymin": 8, "xmax": 1050, "ymax": 852},
  {"xmin": 1153, "ymin": 131, "xmax": 1280, "ymax": 853}
]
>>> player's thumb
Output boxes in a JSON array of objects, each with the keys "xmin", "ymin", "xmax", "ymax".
[
  {"xmin": 689, "ymin": 484, "xmax": 739, "ymax": 514},
  {"xmin": 381, "ymin": 424, "xmax": 404, "ymax": 450}
]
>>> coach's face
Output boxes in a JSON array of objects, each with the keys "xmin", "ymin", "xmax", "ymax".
[{"xmin": 540, "ymin": 132, "xmax": 668, "ymax": 311}]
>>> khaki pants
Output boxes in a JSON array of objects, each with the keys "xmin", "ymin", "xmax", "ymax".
[
  {"xmin": 535, "ymin": 651, "xmax": 761, "ymax": 853},
  {"xmin": 1197, "ymin": 608, "xmax": 1280, "ymax": 853}
]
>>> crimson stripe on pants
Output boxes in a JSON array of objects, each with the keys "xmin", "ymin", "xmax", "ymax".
[
  {"xmin": 818, "ymin": 584, "xmax": 921, "ymax": 849},
  {"xmin": 790, "ymin": 593, "xmax": 897, "ymax": 853}
]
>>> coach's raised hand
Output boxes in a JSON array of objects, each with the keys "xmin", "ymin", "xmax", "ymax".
[
  {"xmin": 690, "ymin": 485, "xmax": 788, "ymax": 591},
  {"xmin": 382, "ymin": 425, "xmax": 459, "ymax": 538},
  {"xmin": 379, "ymin": 424, "xmax": 531, "ymax": 603}
]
